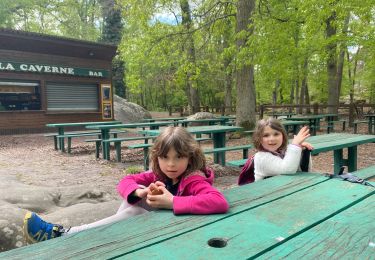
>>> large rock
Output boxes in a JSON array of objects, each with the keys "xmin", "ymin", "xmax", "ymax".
[
  {"xmin": 186, "ymin": 112, "xmax": 216, "ymax": 126},
  {"xmin": 187, "ymin": 112, "xmax": 215, "ymax": 120},
  {"xmin": 0, "ymin": 174, "xmax": 119, "ymax": 252},
  {"xmin": 114, "ymin": 95, "xmax": 152, "ymax": 123}
]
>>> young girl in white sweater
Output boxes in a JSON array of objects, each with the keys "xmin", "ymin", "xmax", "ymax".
[{"xmin": 252, "ymin": 118, "xmax": 313, "ymax": 181}]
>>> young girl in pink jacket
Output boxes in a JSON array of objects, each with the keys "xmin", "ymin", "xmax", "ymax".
[{"xmin": 24, "ymin": 126, "xmax": 229, "ymax": 243}]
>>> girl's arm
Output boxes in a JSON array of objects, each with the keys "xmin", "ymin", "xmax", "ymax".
[
  {"xmin": 172, "ymin": 181, "xmax": 229, "ymax": 215},
  {"xmin": 255, "ymin": 144, "xmax": 302, "ymax": 178},
  {"xmin": 117, "ymin": 171, "xmax": 157, "ymax": 204},
  {"xmin": 146, "ymin": 179, "xmax": 229, "ymax": 214}
]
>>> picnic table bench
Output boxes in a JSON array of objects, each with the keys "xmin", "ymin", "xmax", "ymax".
[
  {"xmin": 2, "ymin": 167, "xmax": 373, "ymax": 259},
  {"xmin": 46, "ymin": 121, "xmax": 122, "ymax": 151},
  {"xmin": 86, "ymin": 121, "xmax": 174, "ymax": 160},
  {"xmin": 203, "ymin": 144, "xmax": 253, "ymax": 166},
  {"xmin": 140, "ymin": 125, "xmax": 242, "ymax": 165},
  {"xmin": 354, "ymin": 114, "xmax": 375, "ymax": 134}
]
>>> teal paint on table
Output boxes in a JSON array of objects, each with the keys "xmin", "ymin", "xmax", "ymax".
[
  {"xmin": 86, "ymin": 121, "xmax": 174, "ymax": 160},
  {"xmin": 141, "ymin": 125, "xmax": 242, "ymax": 165},
  {"xmin": 364, "ymin": 114, "xmax": 375, "ymax": 134},
  {"xmin": 306, "ymin": 133, "xmax": 375, "ymax": 173},
  {"xmin": 2, "ymin": 170, "xmax": 374, "ymax": 259},
  {"xmin": 46, "ymin": 121, "xmax": 121, "ymax": 152}
]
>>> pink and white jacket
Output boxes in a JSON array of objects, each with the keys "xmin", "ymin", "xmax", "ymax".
[{"xmin": 117, "ymin": 167, "xmax": 229, "ymax": 215}]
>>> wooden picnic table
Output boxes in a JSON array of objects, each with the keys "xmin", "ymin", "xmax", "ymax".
[
  {"xmin": 268, "ymin": 112, "xmax": 296, "ymax": 119},
  {"xmin": 141, "ymin": 125, "xmax": 242, "ymax": 165},
  {"xmin": 46, "ymin": 121, "xmax": 121, "ymax": 152},
  {"xmin": 287, "ymin": 115, "xmax": 326, "ymax": 135},
  {"xmin": 141, "ymin": 117, "xmax": 186, "ymax": 125},
  {"xmin": 86, "ymin": 121, "xmax": 174, "ymax": 160},
  {"xmin": 176, "ymin": 118, "xmax": 227, "ymax": 127},
  {"xmin": 281, "ymin": 120, "xmax": 309, "ymax": 134},
  {"xmin": 308, "ymin": 133, "xmax": 375, "ymax": 174},
  {"xmin": 2, "ymin": 168, "xmax": 374, "ymax": 259},
  {"xmin": 364, "ymin": 114, "xmax": 375, "ymax": 134}
]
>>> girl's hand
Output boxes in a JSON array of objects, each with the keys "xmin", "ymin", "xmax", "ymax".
[
  {"xmin": 133, "ymin": 187, "xmax": 149, "ymax": 199},
  {"xmin": 146, "ymin": 186, "xmax": 173, "ymax": 209},
  {"xmin": 292, "ymin": 126, "xmax": 310, "ymax": 146},
  {"xmin": 301, "ymin": 141, "xmax": 314, "ymax": 150}
]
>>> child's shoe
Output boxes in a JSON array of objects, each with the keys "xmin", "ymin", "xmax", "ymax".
[{"xmin": 23, "ymin": 212, "xmax": 65, "ymax": 244}]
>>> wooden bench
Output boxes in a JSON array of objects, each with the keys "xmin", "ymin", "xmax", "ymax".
[
  {"xmin": 353, "ymin": 120, "xmax": 368, "ymax": 133},
  {"xmin": 102, "ymin": 136, "xmax": 155, "ymax": 162},
  {"xmin": 57, "ymin": 130, "xmax": 127, "ymax": 153},
  {"xmin": 195, "ymin": 137, "xmax": 211, "ymax": 143},
  {"xmin": 332, "ymin": 119, "xmax": 347, "ymax": 131},
  {"xmin": 44, "ymin": 130, "xmax": 101, "ymax": 150},
  {"xmin": 243, "ymin": 130, "xmax": 254, "ymax": 136},
  {"xmin": 226, "ymin": 158, "xmax": 247, "ymax": 167},
  {"xmin": 126, "ymin": 143, "xmax": 153, "ymax": 170},
  {"xmin": 204, "ymin": 144, "xmax": 253, "ymax": 165}
]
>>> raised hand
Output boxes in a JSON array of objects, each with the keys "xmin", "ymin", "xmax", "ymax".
[{"xmin": 292, "ymin": 126, "xmax": 310, "ymax": 146}]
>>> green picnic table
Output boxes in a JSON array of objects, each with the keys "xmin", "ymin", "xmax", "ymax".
[
  {"xmin": 176, "ymin": 118, "xmax": 227, "ymax": 127},
  {"xmin": 308, "ymin": 133, "xmax": 375, "ymax": 174},
  {"xmin": 46, "ymin": 121, "xmax": 121, "ymax": 152},
  {"xmin": 267, "ymin": 112, "xmax": 296, "ymax": 119},
  {"xmin": 288, "ymin": 115, "xmax": 326, "ymax": 135},
  {"xmin": 281, "ymin": 120, "xmax": 309, "ymax": 134},
  {"xmin": 364, "ymin": 114, "xmax": 375, "ymax": 134},
  {"xmin": 86, "ymin": 121, "xmax": 175, "ymax": 160},
  {"xmin": 141, "ymin": 125, "xmax": 242, "ymax": 165},
  {"xmin": 2, "ymin": 168, "xmax": 374, "ymax": 259}
]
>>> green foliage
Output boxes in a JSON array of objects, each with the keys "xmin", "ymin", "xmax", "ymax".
[{"xmin": 1, "ymin": 0, "xmax": 374, "ymax": 108}]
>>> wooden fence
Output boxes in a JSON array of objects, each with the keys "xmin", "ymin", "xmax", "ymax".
[{"xmin": 168, "ymin": 103, "xmax": 375, "ymax": 126}]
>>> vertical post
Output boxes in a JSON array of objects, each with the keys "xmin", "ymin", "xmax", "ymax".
[
  {"xmin": 313, "ymin": 103, "xmax": 319, "ymax": 114},
  {"xmin": 259, "ymin": 105, "xmax": 264, "ymax": 119},
  {"xmin": 333, "ymin": 149, "xmax": 344, "ymax": 174},
  {"xmin": 349, "ymin": 103, "xmax": 354, "ymax": 127}
]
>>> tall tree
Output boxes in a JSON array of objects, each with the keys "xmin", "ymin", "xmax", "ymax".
[
  {"xmin": 180, "ymin": 0, "xmax": 200, "ymax": 113},
  {"xmin": 100, "ymin": 0, "xmax": 126, "ymax": 98},
  {"xmin": 235, "ymin": 0, "xmax": 256, "ymax": 129}
]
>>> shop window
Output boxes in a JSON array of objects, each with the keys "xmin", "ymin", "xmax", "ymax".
[
  {"xmin": 46, "ymin": 82, "xmax": 98, "ymax": 111},
  {"xmin": 0, "ymin": 80, "xmax": 41, "ymax": 111}
]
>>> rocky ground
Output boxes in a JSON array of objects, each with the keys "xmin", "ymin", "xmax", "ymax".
[{"xmin": 0, "ymin": 112, "xmax": 373, "ymax": 252}]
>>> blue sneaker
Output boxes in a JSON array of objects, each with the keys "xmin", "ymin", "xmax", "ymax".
[{"xmin": 23, "ymin": 212, "xmax": 64, "ymax": 244}]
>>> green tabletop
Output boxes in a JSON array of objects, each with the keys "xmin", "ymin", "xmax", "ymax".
[
  {"xmin": 3, "ymin": 168, "xmax": 373, "ymax": 259},
  {"xmin": 46, "ymin": 120, "xmax": 121, "ymax": 128},
  {"xmin": 177, "ymin": 118, "xmax": 227, "ymax": 127},
  {"xmin": 307, "ymin": 133, "xmax": 375, "ymax": 173}
]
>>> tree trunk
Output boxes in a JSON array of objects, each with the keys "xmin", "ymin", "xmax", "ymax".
[
  {"xmin": 336, "ymin": 14, "xmax": 350, "ymax": 100},
  {"xmin": 299, "ymin": 57, "xmax": 308, "ymax": 114},
  {"xmin": 180, "ymin": 0, "xmax": 200, "ymax": 113},
  {"xmin": 235, "ymin": 0, "xmax": 256, "ymax": 130},
  {"xmin": 326, "ymin": 11, "xmax": 339, "ymax": 114},
  {"xmin": 223, "ymin": 31, "xmax": 233, "ymax": 115}
]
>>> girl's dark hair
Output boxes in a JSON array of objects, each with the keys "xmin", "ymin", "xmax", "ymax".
[
  {"xmin": 150, "ymin": 126, "xmax": 206, "ymax": 181},
  {"xmin": 252, "ymin": 118, "xmax": 288, "ymax": 152}
]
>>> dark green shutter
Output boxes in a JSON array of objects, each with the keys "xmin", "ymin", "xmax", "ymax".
[{"xmin": 46, "ymin": 83, "xmax": 99, "ymax": 111}]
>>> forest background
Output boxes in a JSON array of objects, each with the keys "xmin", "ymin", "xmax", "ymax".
[{"xmin": 1, "ymin": 0, "xmax": 374, "ymax": 129}]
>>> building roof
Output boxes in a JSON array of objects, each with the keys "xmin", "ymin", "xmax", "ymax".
[{"xmin": 0, "ymin": 28, "xmax": 117, "ymax": 60}]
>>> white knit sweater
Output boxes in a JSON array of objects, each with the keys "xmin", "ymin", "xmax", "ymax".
[{"xmin": 254, "ymin": 144, "xmax": 311, "ymax": 181}]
